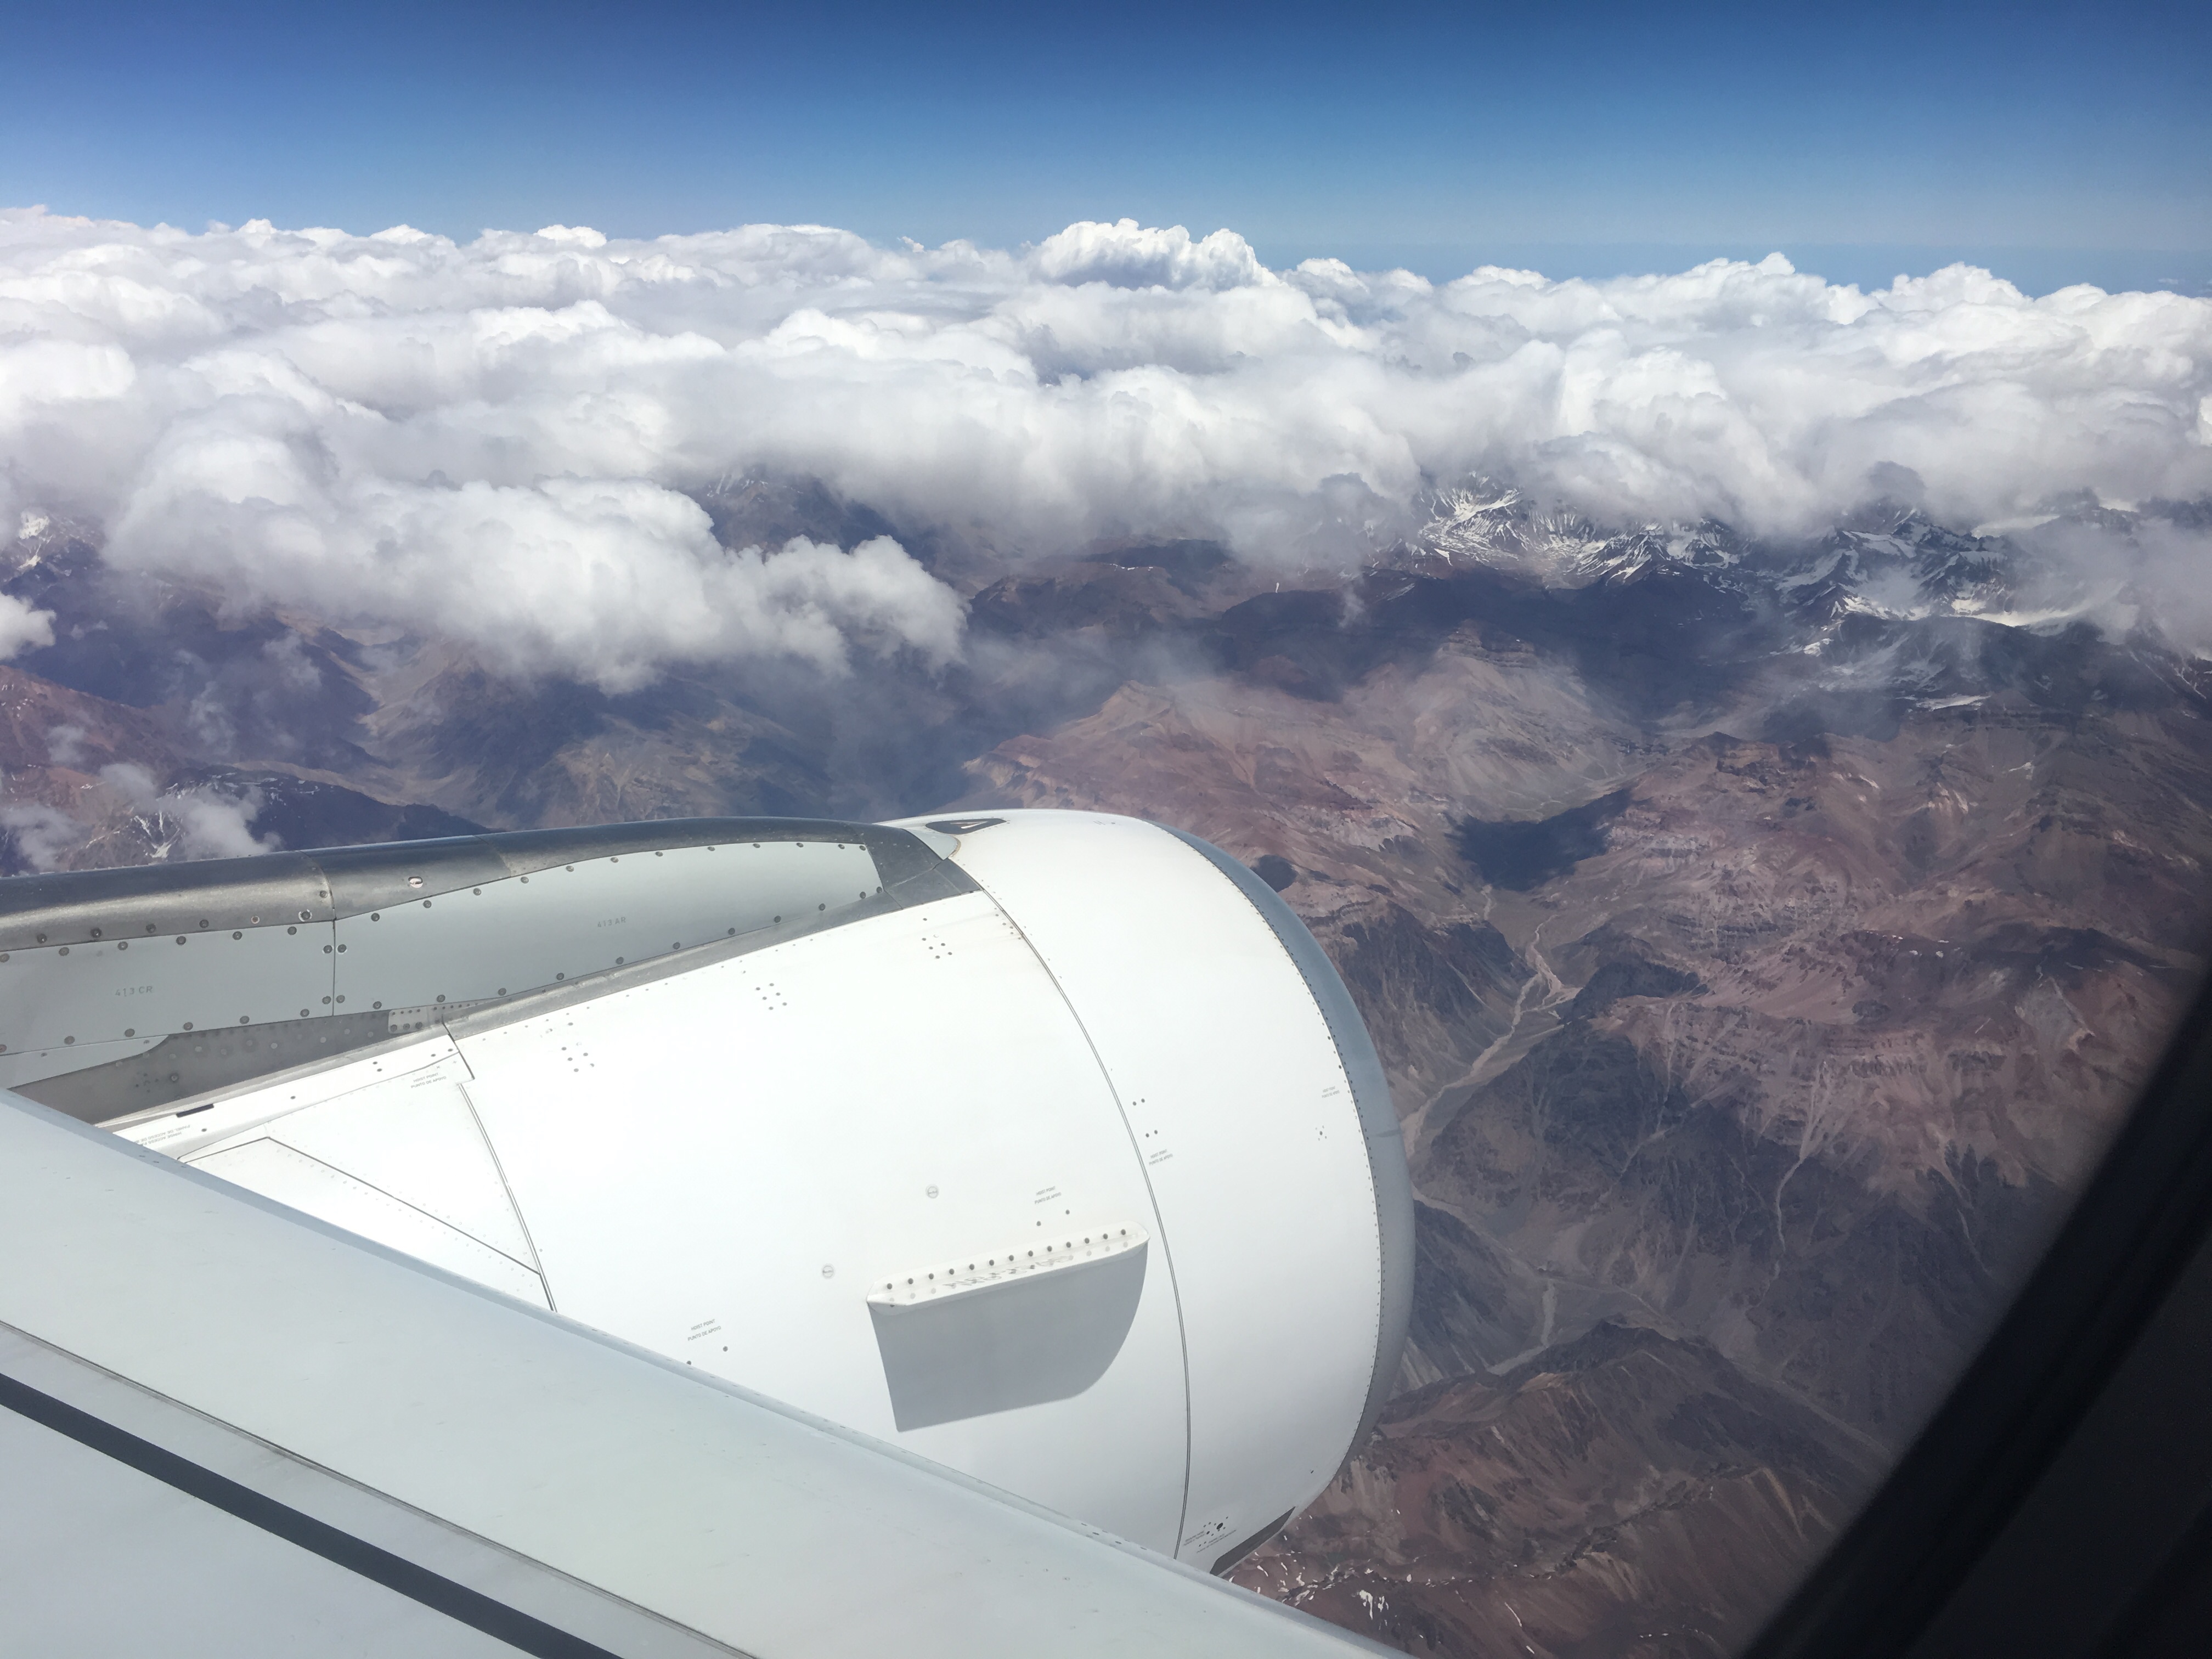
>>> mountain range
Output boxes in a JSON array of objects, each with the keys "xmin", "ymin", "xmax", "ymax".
[{"xmin": 7, "ymin": 481, "xmax": 2209, "ymax": 1657}]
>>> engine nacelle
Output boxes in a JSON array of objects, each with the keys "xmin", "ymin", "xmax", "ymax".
[{"xmin": 1, "ymin": 810, "xmax": 1412, "ymax": 1568}]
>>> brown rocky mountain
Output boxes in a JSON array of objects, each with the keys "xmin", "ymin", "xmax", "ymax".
[
  {"xmin": 1237, "ymin": 1318, "xmax": 1887, "ymax": 1658},
  {"xmin": 6, "ymin": 487, "xmax": 2209, "ymax": 1656}
]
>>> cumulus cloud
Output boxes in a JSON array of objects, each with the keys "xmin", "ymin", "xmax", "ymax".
[
  {"xmin": 0, "ymin": 591, "xmax": 54, "ymax": 660},
  {"xmin": 97, "ymin": 763, "xmax": 281, "ymax": 860},
  {"xmin": 0, "ymin": 803, "xmax": 83, "ymax": 872},
  {"xmin": 1034, "ymin": 218, "xmax": 1274, "ymax": 291},
  {"xmin": 43, "ymin": 723, "xmax": 88, "ymax": 766},
  {"xmin": 1, "ymin": 206, "xmax": 2208, "ymax": 684}
]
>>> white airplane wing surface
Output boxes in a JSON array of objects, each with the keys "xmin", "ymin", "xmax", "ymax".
[{"xmin": 0, "ymin": 1092, "xmax": 1384, "ymax": 1658}]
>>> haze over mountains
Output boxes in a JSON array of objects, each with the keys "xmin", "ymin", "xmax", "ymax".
[{"xmin": 5, "ymin": 214, "xmax": 2211, "ymax": 1656}]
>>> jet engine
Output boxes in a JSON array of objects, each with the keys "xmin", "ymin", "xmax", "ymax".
[{"xmin": 0, "ymin": 809, "xmax": 1412, "ymax": 1570}]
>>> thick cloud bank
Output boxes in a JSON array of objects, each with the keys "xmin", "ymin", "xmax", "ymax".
[{"xmin": 3, "ymin": 208, "xmax": 2208, "ymax": 685}]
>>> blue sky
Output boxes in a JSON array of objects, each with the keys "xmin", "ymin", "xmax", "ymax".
[{"xmin": 4, "ymin": 0, "xmax": 2208, "ymax": 291}]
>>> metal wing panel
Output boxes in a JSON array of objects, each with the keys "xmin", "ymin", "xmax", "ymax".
[
  {"xmin": 0, "ymin": 1360, "xmax": 529, "ymax": 1659},
  {"xmin": 0, "ymin": 819, "xmax": 966, "ymax": 1122},
  {"xmin": 0, "ymin": 921, "xmax": 336, "ymax": 1079},
  {"xmin": 252, "ymin": 1075, "xmax": 536, "ymax": 1263},
  {"xmin": 189, "ymin": 1141, "xmax": 548, "ymax": 1307},
  {"xmin": 329, "ymin": 840, "xmax": 882, "ymax": 1016}
]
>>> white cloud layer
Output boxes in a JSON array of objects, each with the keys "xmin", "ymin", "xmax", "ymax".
[{"xmin": 2, "ymin": 208, "xmax": 2208, "ymax": 684}]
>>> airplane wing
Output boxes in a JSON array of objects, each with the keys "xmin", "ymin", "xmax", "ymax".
[
  {"xmin": 0, "ymin": 1091, "xmax": 1390, "ymax": 1657},
  {"xmin": 1, "ymin": 809, "xmax": 1407, "ymax": 1655}
]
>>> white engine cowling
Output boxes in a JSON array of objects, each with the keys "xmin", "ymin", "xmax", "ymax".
[{"xmin": 1, "ymin": 809, "xmax": 1412, "ymax": 1569}]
